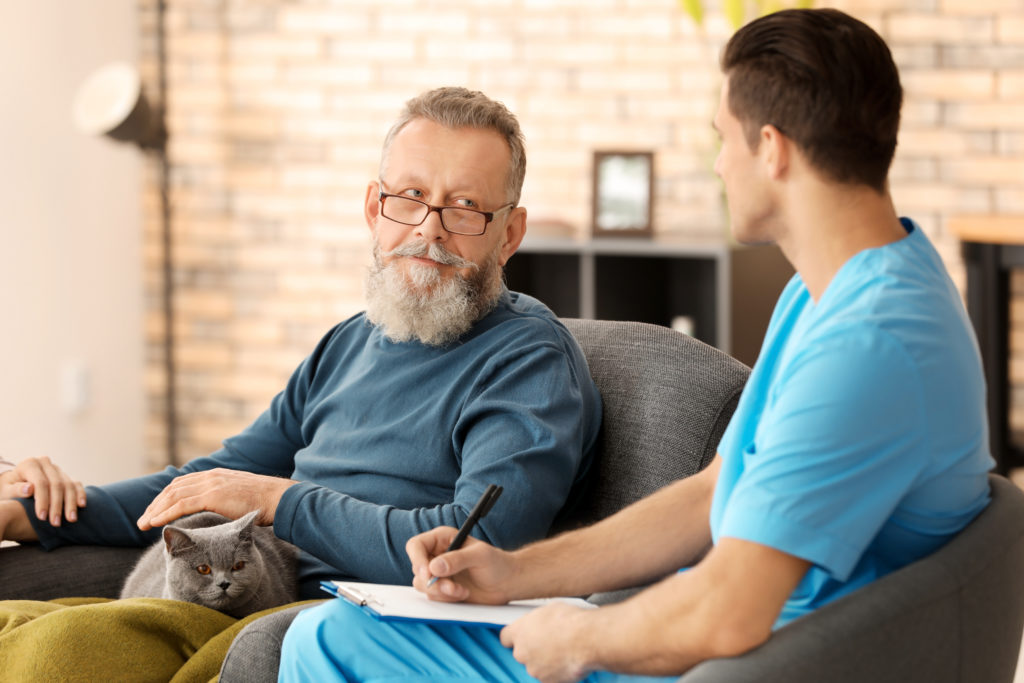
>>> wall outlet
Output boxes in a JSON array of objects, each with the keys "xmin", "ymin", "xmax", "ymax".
[{"xmin": 60, "ymin": 361, "xmax": 90, "ymax": 416}]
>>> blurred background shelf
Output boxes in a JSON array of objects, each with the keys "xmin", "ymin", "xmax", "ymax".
[
  {"xmin": 951, "ymin": 214, "xmax": 1024, "ymax": 475},
  {"xmin": 506, "ymin": 236, "xmax": 794, "ymax": 368}
]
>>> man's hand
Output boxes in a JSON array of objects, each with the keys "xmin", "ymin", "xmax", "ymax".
[
  {"xmin": 0, "ymin": 456, "xmax": 86, "ymax": 526},
  {"xmin": 136, "ymin": 468, "xmax": 298, "ymax": 530},
  {"xmin": 500, "ymin": 603, "xmax": 598, "ymax": 683},
  {"xmin": 407, "ymin": 527, "xmax": 517, "ymax": 605}
]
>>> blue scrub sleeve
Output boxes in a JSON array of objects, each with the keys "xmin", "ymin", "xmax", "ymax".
[{"xmin": 718, "ymin": 326, "xmax": 928, "ymax": 581}]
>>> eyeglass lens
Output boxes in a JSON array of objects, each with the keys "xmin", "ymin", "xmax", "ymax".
[{"xmin": 383, "ymin": 195, "xmax": 487, "ymax": 235}]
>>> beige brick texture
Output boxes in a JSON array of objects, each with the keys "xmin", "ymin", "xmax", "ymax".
[{"xmin": 139, "ymin": 0, "xmax": 1024, "ymax": 466}]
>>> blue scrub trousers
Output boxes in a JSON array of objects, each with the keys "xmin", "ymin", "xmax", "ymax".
[{"xmin": 278, "ymin": 598, "xmax": 677, "ymax": 682}]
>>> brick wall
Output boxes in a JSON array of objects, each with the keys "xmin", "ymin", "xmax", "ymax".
[{"xmin": 137, "ymin": 0, "xmax": 1024, "ymax": 467}]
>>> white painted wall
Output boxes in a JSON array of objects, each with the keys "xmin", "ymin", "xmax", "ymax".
[{"xmin": 0, "ymin": 1, "xmax": 145, "ymax": 484}]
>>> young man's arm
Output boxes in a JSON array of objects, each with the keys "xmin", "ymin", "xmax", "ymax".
[
  {"xmin": 409, "ymin": 455, "xmax": 809, "ymax": 679},
  {"xmin": 500, "ymin": 538, "xmax": 809, "ymax": 681},
  {"xmin": 409, "ymin": 455, "xmax": 722, "ymax": 603}
]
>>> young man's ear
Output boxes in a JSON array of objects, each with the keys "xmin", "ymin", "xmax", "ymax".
[
  {"xmin": 364, "ymin": 180, "xmax": 381, "ymax": 232},
  {"xmin": 760, "ymin": 124, "xmax": 790, "ymax": 180},
  {"xmin": 497, "ymin": 207, "xmax": 527, "ymax": 267}
]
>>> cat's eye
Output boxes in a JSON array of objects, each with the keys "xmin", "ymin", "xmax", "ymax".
[
  {"xmin": 196, "ymin": 564, "xmax": 211, "ymax": 575},
  {"xmin": 232, "ymin": 561, "xmax": 245, "ymax": 571}
]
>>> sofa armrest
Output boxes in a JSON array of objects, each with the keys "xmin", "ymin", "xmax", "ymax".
[
  {"xmin": 219, "ymin": 603, "xmax": 320, "ymax": 683},
  {"xmin": 678, "ymin": 475, "xmax": 1024, "ymax": 683},
  {"xmin": 677, "ymin": 557, "xmax": 960, "ymax": 683},
  {"xmin": 0, "ymin": 543, "xmax": 145, "ymax": 600}
]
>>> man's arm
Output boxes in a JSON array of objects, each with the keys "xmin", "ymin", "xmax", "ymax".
[
  {"xmin": 500, "ymin": 538, "xmax": 810, "ymax": 683},
  {"xmin": 16, "ymin": 326, "xmax": 331, "ymax": 551},
  {"xmin": 410, "ymin": 455, "xmax": 721, "ymax": 603},
  {"xmin": 520, "ymin": 455, "xmax": 721, "ymax": 597},
  {"xmin": 130, "ymin": 330, "xmax": 600, "ymax": 585},
  {"xmin": 12, "ymin": 433, "xmax": 305, "ymax": 550},
  {"xmin": 271, "ymin": 331, "xmax": 602, "ymax": 585}
]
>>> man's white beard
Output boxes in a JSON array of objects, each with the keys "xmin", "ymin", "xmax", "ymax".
[{"xmin": 364, "ymin": 240, "xmax": 504, "ymax": 347}]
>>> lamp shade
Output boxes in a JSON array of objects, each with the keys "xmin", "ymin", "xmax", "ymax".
[{"xmin": 72, "ymin": 61, "xmax": 162, "ymax": 148}]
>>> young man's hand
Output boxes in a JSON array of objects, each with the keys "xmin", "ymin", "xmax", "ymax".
[
  {"xmin": 0, "ymin": 457, "xmax": 86, "ymax": 526},
  {"xmin": 406, "ymin": 527, "xmax": 518, "ymax": 605},
  {"xmin": 500, "ymin": 602, "xmax": 599, "ymax": 683}
]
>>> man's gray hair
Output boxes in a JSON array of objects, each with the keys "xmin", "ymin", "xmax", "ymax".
[{"xmin": 379, "ymin": 86, "xmax": 526, "ymax": 206}]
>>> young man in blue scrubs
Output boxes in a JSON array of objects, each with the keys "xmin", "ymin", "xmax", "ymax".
[{"xmin": 278, "ymin": 9, "xmax": 993, "ymax": 682}]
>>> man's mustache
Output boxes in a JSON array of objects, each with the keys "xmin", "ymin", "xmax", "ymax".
[{"xmin": 385, "ymin": 241, "xmax": 478, "ymax": 270}]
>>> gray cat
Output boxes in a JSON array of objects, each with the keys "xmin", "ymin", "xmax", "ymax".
[{"xmin": 120, "ymin": 510, "xmax": 299, "ymax": 618}]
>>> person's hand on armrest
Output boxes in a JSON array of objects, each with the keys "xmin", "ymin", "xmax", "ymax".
[
  {"xmin": 0, "ymin": 456, "xmax": 86, "ymax": 526},
  {"xmin": 0, "ymin": 499, "xmax": 39, "ymax": 543}
]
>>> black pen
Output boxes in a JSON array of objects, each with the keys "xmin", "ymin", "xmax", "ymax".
[{"xmin": 426, "ymin": 484, "xmax": 503, "ymax": 588}]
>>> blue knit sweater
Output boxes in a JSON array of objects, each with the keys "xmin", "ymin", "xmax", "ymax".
[{"xmin": 23, "ymin": 291, "xmax": 602, "ymax": 597}]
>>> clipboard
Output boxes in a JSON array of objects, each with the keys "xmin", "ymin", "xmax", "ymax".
[{"xmin": 321, "ymin": 580, "xmax": 594, "ymax": 629}]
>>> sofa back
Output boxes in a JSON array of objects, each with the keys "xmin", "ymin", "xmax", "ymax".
[{"xmin": 556, "ymin": 319, "xmax": 749, "ymax": 531}]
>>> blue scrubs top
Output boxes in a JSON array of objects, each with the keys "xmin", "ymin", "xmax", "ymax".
[{"xmin": 711, "ymin": 219, "xmax": 992, "ymax": 627}]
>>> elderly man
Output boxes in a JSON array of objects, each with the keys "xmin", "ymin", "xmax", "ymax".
[
  {"xmin": 278, "ymin": 10, "xmax": 992, "ymax": 683},
  {"xmin": 0, "ymin": 87, "xmax": 601, "ymax": 679}
]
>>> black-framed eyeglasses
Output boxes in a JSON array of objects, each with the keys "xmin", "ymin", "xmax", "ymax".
[{"xmin": 377, "ymin": 189, "xmax": 514, "ymax": 236}]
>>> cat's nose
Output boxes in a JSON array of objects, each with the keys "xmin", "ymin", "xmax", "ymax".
[{"xmin": 218, "ymin": 581, "xmax": 231, "ymax": 590}]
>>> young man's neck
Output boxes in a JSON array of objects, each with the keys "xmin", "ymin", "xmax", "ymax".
[{"xmin": 776, "ymin": 178, "xmax": 906, "ymax": 302}]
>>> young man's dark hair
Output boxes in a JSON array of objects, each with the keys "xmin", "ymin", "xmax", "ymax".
[{"xmin": 721, "ymin": 8, "xmax": 902, "ymax": 192}]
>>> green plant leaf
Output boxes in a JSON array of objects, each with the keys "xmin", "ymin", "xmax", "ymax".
[
  {"xmin": 679, "ymin": 0, "xmax": 815, "ymax": 28},
  {"xmin": 724, "ymin": 0, "xmax": 746, "ymax": 28},
  {"xmin": 679, "ymin": 0, "xmax": 705, "ymax": 25}
]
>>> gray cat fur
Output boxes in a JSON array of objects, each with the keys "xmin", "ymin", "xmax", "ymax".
[{"xmin": 120, "ymin": 510, "xmax": 299, "ymax": 618}]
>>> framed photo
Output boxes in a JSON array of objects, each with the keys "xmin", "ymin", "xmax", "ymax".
[{"xmin": 591, "ymin": 151, "xmax": 653, "ymax": 238}]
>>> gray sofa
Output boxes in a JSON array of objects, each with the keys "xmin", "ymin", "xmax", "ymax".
[{"xmin": 2, "ymin": 319, "xmax": 1023, "ymax": 683}]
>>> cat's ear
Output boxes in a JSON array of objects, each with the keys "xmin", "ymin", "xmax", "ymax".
[
  {"xmin": 163, "ymin": 526, "xmax": 197, "ymax": 555},
  {"xmin": 238, "ymin": 509, "xmax": 260, "ymax": 526},
  {"xmin": 235, "ymin": 510, "xmax": 260, "ymax": 542}
]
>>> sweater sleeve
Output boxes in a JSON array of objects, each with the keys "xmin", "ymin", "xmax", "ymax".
[
  {"xmin": 273, "ymin": 335, "xmax": 600, "ymax": 584},
  {"xmin": 20, "ymin": 329, "xmax": 327, "ymax": 551},
  {"xmin": 20, "ymin": 437, "xmax": 304, "ymax": 551}
]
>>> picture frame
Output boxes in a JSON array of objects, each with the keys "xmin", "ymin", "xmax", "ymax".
[{"xmin": 591, "ymin": 151, "xmax": 654, "ymax": 238}]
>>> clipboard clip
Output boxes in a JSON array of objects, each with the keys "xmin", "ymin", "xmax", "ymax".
[{"xmin": 335, "ymin": 584, "xmax": 383, "ymax": 609}]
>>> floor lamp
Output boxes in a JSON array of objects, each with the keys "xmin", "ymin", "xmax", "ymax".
[{"xmin": 72, "ymin": 49, "xmax": 177, "ymax": 466}]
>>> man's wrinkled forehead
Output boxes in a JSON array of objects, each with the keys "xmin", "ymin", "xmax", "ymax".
[{"xmin": 382, "ymin": 120, "xmax": 510, "ymax": 197}]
